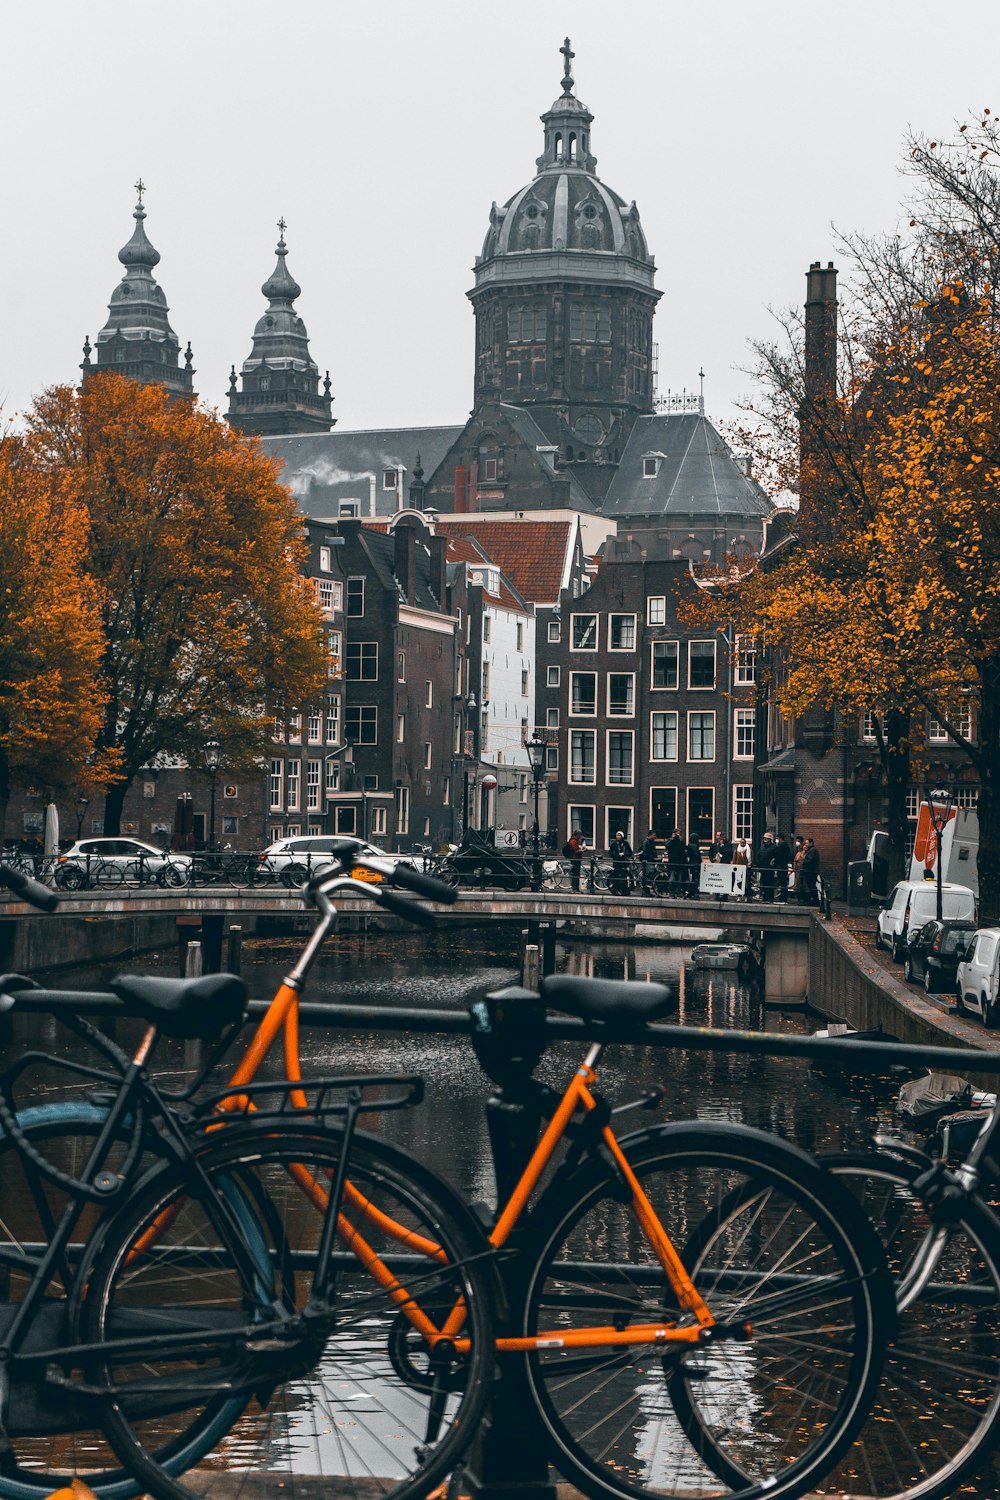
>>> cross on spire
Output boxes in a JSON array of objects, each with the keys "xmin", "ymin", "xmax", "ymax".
[
  {"xmin": 134, "ymin": 178, "xmax": 145, "ymax": 203},
  {"xmin": 277, "ymin": 216, "xmax": 287, "ymax": 241},
  {"xmin": 560, "ymin": 37, "xmax": 575, "ymax": 94}
]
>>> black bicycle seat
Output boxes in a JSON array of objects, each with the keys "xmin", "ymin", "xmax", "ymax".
[
  {"xmin": 110, "ymin": 973, "xmax": 248, "ymax": 1041},
  {"xmin": 539, "ymin": 973, "xmax": 674, "ymax": 1024}
]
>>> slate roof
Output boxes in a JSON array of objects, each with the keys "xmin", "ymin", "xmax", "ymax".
[
  {"xmin": 359, "ymin": 528, "xmax": 441, "ymax": 613},
  {"xmin": 494, "ymin": 404, "xmax": 598, "ymax": 512},
  {"xmin": 603, "ymin": 413, "xmax": 772, "ymax": 521},
  {"xmin": 263, "ymin": 426, "xmax": 463, "ymax": 517},
  {"xmin": 434, "ymin": 516, "xmax": 576, "ymax": 605}
]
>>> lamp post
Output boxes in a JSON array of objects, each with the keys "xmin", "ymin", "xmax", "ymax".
[
  {"xmin": 461, "ymin": 693, "xmax": 477, "ymax": 837},
  {"xmin": 75, "ymin": 793, "xmax": 90, "ymax": 839},
  {"xmin": 202, "ymin": 739, "xmax": 222, "ymax": 853},
  {"xmin": 928, "ymin": 786, "xmax": 953, "ymax": 923},
  {"xmin": 526, "ymin": 731, "xmax": 547, "ymax": 893}
]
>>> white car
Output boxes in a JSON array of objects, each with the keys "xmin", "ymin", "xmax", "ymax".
[
  {"xmin": 956, "ymin": 928, "xmax": 1000, "ymax": 1026},
  {"xmin": 257, "ymin": 836, "xmax": 418, "ymax": 886},
  {"xmin": 55, "ymin": 837, "xmax": 192, "ymax": 890},
  {"xmin": 875, "ymin": 880, "xmax": 977, "ymax": 962}
]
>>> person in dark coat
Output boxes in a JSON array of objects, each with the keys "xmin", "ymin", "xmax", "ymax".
[
  {"xmin": 770, "ymin": 832, "xmax": 793, "ymax": 902},
  {"xmin": 686, "ymin": 835, "xmax": 703, "ymax": 896},
  {"xmin": 755, "ymin": 831, "xmax": 776, "ymax": 902},
  {"xmin": 665, "ymin": 830, "xmax": 688, "ymax": 892},
  {"xmin": 799, "ymin": 836, "xmax": 820, "ymax": 906},
  {"xmin": 709, "ymin": 830, "xmax": 734, "ymax": 865},
  {"xmin": 609, "ymin": 829, "xmax": 633, "ymax": 895}
]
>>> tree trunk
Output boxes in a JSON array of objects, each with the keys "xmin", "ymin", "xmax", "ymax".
[
  {"xmin": 0, "ymin": 748, "xmax": 10, "ymax": 848},
  {"xmin": 977, "ymin": 681, "xmax": 1000, "ymax": 925},
  {"xmin": 102, "ymin": 778, "xmax": 131, "ymax": 837},
  {"xmin": 881, "ymin": 709, "xmax": 911, "ymax": 889}
]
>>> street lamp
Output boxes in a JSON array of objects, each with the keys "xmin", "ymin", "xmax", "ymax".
[
  {"xmin": 202, "ymin": 739, "xmax": 222, "ymax": 852},
  {"xmin": 75, "ymin": 793, "xmax": 90, "ymax": 839},
  {"xmin": 927, "ymin": 786, "xmax": 954, "ymax": 923},
  {"xmin": 526, "ymin": 731, "xmax": 547, "ymax": 893},
  {"xmin": 461, "ymin": 694, "xmax": 477, "ymax": 837}
]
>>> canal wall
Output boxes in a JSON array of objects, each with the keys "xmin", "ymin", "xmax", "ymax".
[{"xmin": 0, "ymin": 912, "xmax": 181, "ymax": 974}]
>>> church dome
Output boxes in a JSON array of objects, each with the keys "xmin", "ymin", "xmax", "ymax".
[{"xmin": 476, "ymin": 43, "xmax": 653, "ymax": 276}]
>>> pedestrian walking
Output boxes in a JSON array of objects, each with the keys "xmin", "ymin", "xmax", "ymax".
[
  {"xmin": 790, "ymin": 836, "xmax": 805, "ymax": 898},
  {"xmin": 639, "ymin": 831, "xmax": 659, "ymax": 894},
  {"xmin": 755, "ymin": 831, "xmax": 776, "ymax": 902},
  {"xmin": 732, "ymin": 836, "xmax": 752, "ymax": 899},
  {"xmin": 665, "ymin": 829, "xmax": 688, "ymax": 893},
  {"xmin": 799, "ymin": 836, "xmax": 820, "ymax": 906},
  {"xmin": 771, "ymin": 832, "xmax": 792, "ymax": 902},
  {"xmin": 609, "ymin": 829, "xmax": 633, "ymax": 895},
  {"xmin": 563, "ymin": 831, "xmax": 584, "ymax": 893}
]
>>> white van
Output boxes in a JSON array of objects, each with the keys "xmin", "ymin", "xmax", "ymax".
[
  {"xmin": 875, "ymin": 880, "xmax": 977, "ymax": 962},
  {"xmin": 955, "ymin": 928, "xmax": 1000, "ymax": 1026}
]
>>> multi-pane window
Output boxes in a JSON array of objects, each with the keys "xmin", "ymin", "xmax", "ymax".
[
  {"xmin": 647, "ymin": 596, "xmax": 666, "ymax": 626},
  {"xmin": 609, "ymin": 614, "xmax": 636, "ymax": 651},
  {"xmin": 571, "ymin": 614, "xmax": 598, "ymax": 650},
  {"xmin": 955, "ymin": 787, "xmax": 979, "ymax": 808},
  {"xmin": 317, "ymin": 579, "xmax": 334, "ymax": 610},
  {"xmin": 734, "ymin": 708, "xmax": 756, "ymax": 759},
  {"xmin": 326, "ymin": 629, "xmax": 342, "ymax": 677},
  {"xmin": 269, "ymin": 759, "xmax": 283, "ymax": 811},
  {"xmin": 547, "ymin": 666, "xmax": 560, "ymax": 687},
  {"xmin": 507, "ymin": 306, "xmax": 547, "ymax": 341},
  {"xmin": 650, "ymin": 712, "xmax": 678, "ymax": 761},
  {"xmin": 569, "ymin": 306, "xmax": 611, "ymax": 342},
  {"xmin": 306, "ymin": 760, "xmax": 321, "ymax": 810},
  {"xmin": 345, "ymin": 642, "xmax": 378, "ymax": 681},
  {"xmin": 733, "ymin": 785, "xmax": 754, "ymax": 842},
  {"xmin": 546, "ymin": 707, "xmax": 559, "ymax": 728},
  {"xmin": 734, "ymin": 635, "xmax": 757, "ymax": 686},
  {"xmin": 689, "ymin": 641, "xmax": 717, "ymax": 689},
  {"xmin": 344, "ymin": 705, "xmax": 377, "ymax": 744},
  {"xmin": 862, "ymin": 711, "xmax": 881, "ymax": 744},
  {"xmin": 607, "ymin": 731, "xmax": 634, "ymax": 786},
  {"xmin": 569, "ymin": 730, "xmax": 596, "ymax": 784},
  {"xmin": 957, "ymin": 706, "xmax": 973, "ymax": 740},
  {"xmin": 288, "ymin": 714, "xmax": 302, "ymax": 744},
  {"xmin": 325, "ymin": 759, "xmax": 340, "ymax": 795},
  {"xmin": 307, "ymin": 714, "xmax": 322, "ymax": 744},
  {"xmin": 688, "ymin": 712, "xmax": 716, "ymax": 761},
  {"xmin": 545, "ymin": 744, "xmax": 559, "ymax": 772},
  {"xmin": 570, "ymin": 672, "xmax": 597, "ymax": 715},
  {"xmin": 286, "ymin": 761, "xmax": 300, "ymax": 810},
  {"xmin": 371, "ymin": 807, "xmax": 388, "ymax": 837},
  {"xmin": 569, "ymin": 806, "xmax": 595, "ymax": 844},
  {"xmin": 906, "ymin": 788, "xmax": 920, "ymax": 820},
  {"xmin": 346, "ymin": 578, "xmax": 365, "ymax": 617},
  {"xmin": 651, "ymin": 640, "xmax": 679, "ymax": 689},
  {"xmin": 395, "ymin": 785, "xmax": 410, "ymax": 835},
  {"xmin": 548, "ymin": 620, "xmax": 561, "ymax": 643},
  {"xmin": 607, "ymin": 674, "xmax": 634, "ymax": 716},
  {"xmin": 326, "ymin": 697, "xmax": 340, "ymax": 745},
  {"xmin": 687, "ymin": 788, "xmax": 714, "ymax": 844}
]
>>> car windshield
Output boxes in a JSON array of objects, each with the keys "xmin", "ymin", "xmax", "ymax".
[{"xmin": 942, "ymin": 928, "xmax": 976, "ymax": 954}]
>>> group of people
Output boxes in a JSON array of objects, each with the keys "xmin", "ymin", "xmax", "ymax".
[{"xmin": 561, "ymin": 828, "xmax": 821, "ymax": 904}]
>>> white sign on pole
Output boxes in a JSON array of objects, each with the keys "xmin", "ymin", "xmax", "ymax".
[
  {"xmin": 494, "ymin": 829, "xmax": 520, "ymax": 850},
  {"xmin": 699, "ymin": 863, "xmax": 747, "ymax": 897}
]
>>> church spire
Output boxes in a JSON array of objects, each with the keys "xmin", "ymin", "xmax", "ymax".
[
  {"xmin": 227, "ymin": 219, "xmax": 334, "ymax": 437},
  {"xmin": 83, "ymin": 184, "xmax": 194, "ymax": 397},
  {"xmin": 536, "ymin": 37, "xmax": 596, "ymax": 174}
]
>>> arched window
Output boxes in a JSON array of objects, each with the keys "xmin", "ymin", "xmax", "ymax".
[
  {"xmin": 554, "ymin": 132, "xmax": 563, "ymax": 159},
  {"xmin": 565, "ymin": 445, "xmax": 574, "ymax": 461},
  {"xmin": 568, "ymin": 132, "xmax": 577, "ymax": 161}
]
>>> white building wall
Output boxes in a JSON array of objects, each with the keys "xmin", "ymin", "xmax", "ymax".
[{"xmin": 480, "ymin": 604, "xmax": 539, "ymax": 834}]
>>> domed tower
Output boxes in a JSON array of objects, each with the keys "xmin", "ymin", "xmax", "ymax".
[
  {"xmin": 469, "ymin": 41, "xmax": 660, "ymax": 498},
  {"xmin": 227, "ymin": 221, "xmax": 334, "ymax": 437},
  {"xmin": 81, "ymin": 183, "xmax": 194, "ymax": 397}
]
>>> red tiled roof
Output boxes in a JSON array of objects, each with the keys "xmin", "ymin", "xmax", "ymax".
[
  {"xmin": 435, "ymin": 518, "xmax": 572, "ymax": 603},
  {"xmin": 444, "ymin": 534, "xmax": 528, "ymax": 614}
]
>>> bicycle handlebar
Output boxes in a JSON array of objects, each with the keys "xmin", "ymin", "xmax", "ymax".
[
  {"xmin": 388, "ymin": 862, "xmax": 459, "ymax": 904},
  {"xmin": 0, "ymin": 862, "xmax": 59, "ymax": 912}
]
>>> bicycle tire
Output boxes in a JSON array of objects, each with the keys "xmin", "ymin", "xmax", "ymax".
[
  {"xmin": 589, "ymin": 862, "xmax": 611, "ymax": 893},
  {"xmin": 542, "ymin": 861, "xmax": 569, "ymax": 892},
  {"xmin": 82, "ymin": 1125, "xmax": 496, "ymax": 1500},
  {"xmin": 0, "ymin": 1102, "xmax": 251, "ymax": 1500},
  {"xmin": 816, "ymin": 1150, "xmax": 1000, "ymax": 1500},
  {"xmin": 522, "ymin": 1122, "xmax": 889, "ymax": 1500}
]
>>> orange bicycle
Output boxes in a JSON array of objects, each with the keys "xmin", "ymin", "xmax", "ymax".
[{"xmin": 0, "ymin": 846, "xmax": 892, "ymax": 1500}]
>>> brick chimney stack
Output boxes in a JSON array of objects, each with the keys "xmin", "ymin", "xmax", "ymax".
[
  {"xmin": 393, "ymin": 525, "xmax": 418, "ymax": 604},
  {"xmin": 799, "ymin": 261, "xmax": 838, "ymax": 541}
]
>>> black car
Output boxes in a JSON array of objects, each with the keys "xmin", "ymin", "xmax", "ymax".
[{"xmin": 903, "ymin": 919, "xmax": 978, "ymax": 995}]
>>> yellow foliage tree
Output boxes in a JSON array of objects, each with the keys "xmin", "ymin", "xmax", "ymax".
[
  {"xmin": 0, "ymin": 435, "xmax": 111, "ymax": 840},
  {"xmin": 24, "ymin": 376, "xmax": 328, "ymax": 834}
]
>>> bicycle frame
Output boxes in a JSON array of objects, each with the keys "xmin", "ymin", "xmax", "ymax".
[{"xmin": 216, "ymin": 871, "xmax": 719, "ymax": 1354}]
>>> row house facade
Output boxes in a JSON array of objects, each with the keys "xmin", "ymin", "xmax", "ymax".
[{"xmin": 555, "ymin": 540, "xmax": 757, "ymax": 853}]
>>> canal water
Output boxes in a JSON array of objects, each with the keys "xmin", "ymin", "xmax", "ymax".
[{"xmin": 1, "ymin": 930, "xmax": 992, "ymax": 1498}]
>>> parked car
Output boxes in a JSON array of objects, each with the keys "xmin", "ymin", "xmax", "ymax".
[
  {"xmin": 902, "ymin": 918, "xmax": 978, "ymax": 994},
  {"xmin": 257, "ymin": 835, "xmax": 418, "ymax": 887},
  {"xmin": 955, "ymin": 928, "xmax": 1000, "ymax": 1026},
  {"xmin": 875, "ymin": 880, "xmax": 976, "ymax": 962},
  {"xmin": 55, "ymin": 837, "xmax": 191, "ymax": 890}
]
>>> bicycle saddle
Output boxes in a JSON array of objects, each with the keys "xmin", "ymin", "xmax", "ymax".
[
  {"xmin": 539, "ymin": 974, "xmax": 674, "ymax": 1023},
  {"xmin": 110, "ymin": 973, "xmax": 248, "ymax": 1040}
]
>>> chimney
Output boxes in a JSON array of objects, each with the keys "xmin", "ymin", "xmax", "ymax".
[
  {"xmin": 393, "ymin": 525, "xmax": 418, "ymax": 604},
  {"xmin": 429, "ymin": 533, "xmax": 448, "ymax": 608},
  {"xmin": 454, "ymin": 464, "xmax": 468, "ymax": 513},
  {"xmin": 804, "ymin": 261, "xmax": 838, "ymax": 404}
]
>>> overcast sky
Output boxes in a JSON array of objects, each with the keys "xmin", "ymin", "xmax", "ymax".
[{"xmin": 5, "ymin": 0, "xmax": 1000, "ymax": 434}]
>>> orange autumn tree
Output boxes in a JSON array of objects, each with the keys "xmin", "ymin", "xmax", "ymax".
[
  {"xmin": 685, "ymin": 119, "xmax": 1000, "ymax": 918},
  {"xmin": 0, "ymin": 434, "xmax": 111, "ymax": 839},
  {"xmin": 24, "ymin": 375, "xmax": 328, "ymax": 834}
]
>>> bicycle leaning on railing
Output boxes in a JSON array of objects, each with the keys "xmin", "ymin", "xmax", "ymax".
[{"xmin": 0, "ymin": 851, "xmax": 894, "ymax": 1500}]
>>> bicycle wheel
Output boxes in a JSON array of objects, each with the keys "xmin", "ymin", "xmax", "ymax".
[
  {"xmin": 590, "ymin": 862, "xmax": 611, "ymax": 893},
  {"xmin": 817, "ymin": 1151, "xmax": 1000, "ymax": 1500},
  {"xmin": 523, "ymin": 1122, "xmax": 889, "ymax": 1500},
  {"xmin": 0, "ymin": 1102, "xmax": 188, "ymax": 1500},
  {"xmin": 83, "ymin": 1125, "xmax": 496, "ymax": 1500},
  {"xmin": 542, "ymin": 861, "xmax": 568, "ymax": 892}
]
